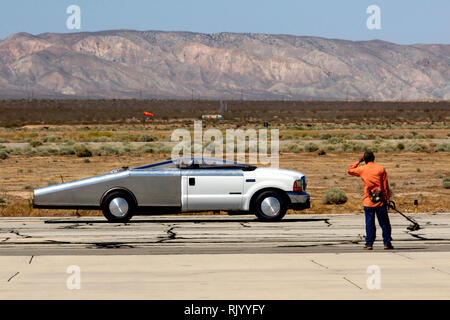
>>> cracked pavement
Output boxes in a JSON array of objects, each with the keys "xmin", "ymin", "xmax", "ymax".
[
  {"xmin": 0, "ymin": 213, "xmax": 449, "ymax": 255},
  {"xmin": 1, "ymin": 213, "xmax": 449, "ymax": 299}
]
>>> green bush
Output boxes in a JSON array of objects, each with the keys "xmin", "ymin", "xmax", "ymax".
[
  {"xmin": 59, "ymin": 146, "xmax": 76, "ymax": 155},
  {"xmin": 397, "ymin": 143, "xmax": 405, "ymax": 150},
  {"xmin": 139, "ymin": 134, "xmax": 157, "ymax": 142},
  {"xmin": 30, "ymin": 140, "xmax": 43, "ymax": 148},
  {"xmin": 75, "ymin": 145, "xmax": 92, "ymax": 157},
  {"xmin": 320, "ymin": 133, "xmax": 332, "ymax": 140},
  {"xmin": 323, "ymin": 188, "xmax": 348, "ymax": 204},
  {"xmin": 0, "ymin": 150, "xmax": 8, "ymax": 160},
  {"xmin": 304, "ymin": 143, "xmax": 319, "ymax": 152},
  {"xmin": 443, "ymin": 181, "xmax": 450, "ymax": 189}
]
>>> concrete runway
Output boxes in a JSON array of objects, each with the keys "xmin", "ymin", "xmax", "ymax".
[
  {"xmin": 0, "ymin": 213, "xmax": 449, "ymax": 255},
  {"xmin": 1, "ymin": 213, "xmax": 450, "ymax": 299}
]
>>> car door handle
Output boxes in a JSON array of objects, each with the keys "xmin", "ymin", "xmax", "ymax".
[{"xmin": 189, "ymin": 177, "xmax": 195, "ymax": 186}]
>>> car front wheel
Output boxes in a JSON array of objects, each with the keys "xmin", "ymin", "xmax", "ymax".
[
  {"xmin": 101, "ymin": 191, "xmax": 135, "ymax": 223},
  {"xmin": 253, "ymin": 191, "xmax": 287, "ymax": 221}
]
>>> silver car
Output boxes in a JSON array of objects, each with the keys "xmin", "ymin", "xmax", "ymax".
[{"xmin": 33, "ymin": 157, "xmax": 310, "ymax": 222}]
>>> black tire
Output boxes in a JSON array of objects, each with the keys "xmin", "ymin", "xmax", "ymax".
[
  {"xmin": 253, "ymin": 190, "xmax": 287, "ymax": 222},
  {"xmin": 101, "ymin": 190, "xmax": 135, "ymax": 223}
]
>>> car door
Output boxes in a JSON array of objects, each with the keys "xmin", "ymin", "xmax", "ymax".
[{"xmin": 182, "ymin": 169, "xmax": 244, "ymax": 211}]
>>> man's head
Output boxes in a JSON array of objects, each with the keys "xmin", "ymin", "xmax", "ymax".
[{"xmin": 363, "ymin": 151, "xmax": 375, "ymax": 163}]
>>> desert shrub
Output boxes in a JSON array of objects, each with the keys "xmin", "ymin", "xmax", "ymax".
[
  {"xmin": 379, "ymin": 143, "xmax": 395, "ymax": 152},
  {"xmin": 354, "ymin": 133, "xmax": 369, "ymax": 140},
  {"xmin": 407, "ymin": 143, "xmax": 422, "ymax": 152},
  {"xmin": 41, "ymin": 136, "xmax": 57, "ymax": 143},
  {"xmin": 320, "ymin": 133, "xmax": 332, "ymax": 140},
  {"xmin": 396, "ymin": 143, "xmax": 405, "ymax": 150},
  {"xmin": 139, "ymin": 134, "xmax": 157, "ymax": 142},
  {"xmin": 317, "ymin": 149, "xmax": 326, "ymax": 156},
  {"xmin": 59, "ymin": 146, "xmax": 76, "ymax": 155},
  {"xmin": 88, "ymin": 131, "xmax": 113, "ymax": 138},
  {"xmin": 283, "ymin": 143, "xmax": 301, "ymax": 153},
  {"xmin": 323, "ymin": 188, "xmax": 347, "ymax": 204},
  {"xmin": 100, "ymin": 145, "xmax": 119, "ymax": 155},
  {"xmin": 142, "ymin": 146, "xmax": 155, "ymax": 153},
  {"xmin": 443, "ymin": 181, "xmax": 450, "ymax": 189},
  {"xmin": 304, "ymin": 143, "xmax": 319, "ymax": 152},
  {"xmin": 120, "ymin": 146, "xmax": 131, "ymax": 154},
  {"xmin": 83, "ymin": 158, "xmax": 91, "ymax": 163},
  {"xmin": 75, "ymin": 145, "xmax": 92, "ymax": 157},
  {"xmin": 436, "ymin": 143, "xmax": 450, "ymax": 152},
  {"xmin": 328, "ymin": 137, "xmax": 343, "ymax": 144},
  {"xmin": 30, "ymin": 140, "xmax": 43, "ymax": 148},
  {"xmin": 0, "ymin": 150, "xmax": 8, "ymax": 160}
]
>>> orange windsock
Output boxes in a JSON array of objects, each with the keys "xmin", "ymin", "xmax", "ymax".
[{"xmin": 144, "ymin": 111, "xmax": 155, "ymax": 117}]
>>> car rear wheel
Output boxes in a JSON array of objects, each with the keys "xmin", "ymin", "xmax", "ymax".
[
  {"xmin": 253, "ymin": 190, "xmax": 287, "ymax": 221},
  {"xmin": 101, "ymin": 191, "xmax": 135, "ymax": 223}
]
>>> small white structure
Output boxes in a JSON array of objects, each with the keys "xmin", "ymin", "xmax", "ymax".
[{"xmin": 202, "ymin": 114, "xmax": 223, "ymax": 120}]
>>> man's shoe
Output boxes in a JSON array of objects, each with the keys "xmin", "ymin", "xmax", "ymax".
[
  {"xmin": 363, "ymin": 246, "xmax": 373, "ymax": 250},
  {"xmin": 384, "ymin": 244, "xmax": 394, "ymax": 250}
]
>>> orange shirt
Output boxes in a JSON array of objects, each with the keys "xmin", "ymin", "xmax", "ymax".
[{"xmin": 347, "ymin": 161, "xmax": 390, "ymax": 207}]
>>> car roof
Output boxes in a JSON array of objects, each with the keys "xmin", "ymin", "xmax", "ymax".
[{"xmin": 133, "ymin": 157, "xmax": 257, "ymax": 170}]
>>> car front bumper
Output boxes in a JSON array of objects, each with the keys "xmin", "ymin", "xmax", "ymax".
[{"xmin": 287, "ymin": 191, "xmax": 311, "ymax": 210}]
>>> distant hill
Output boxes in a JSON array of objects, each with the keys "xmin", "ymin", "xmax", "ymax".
[{"xmin": 0, "ymin": 30, "xmax": 449, "ymax": 100}]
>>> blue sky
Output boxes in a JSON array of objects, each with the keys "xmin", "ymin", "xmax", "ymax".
[{"xmin": 0, "ymin": 0, "xmax": 449, "ymax": 44}]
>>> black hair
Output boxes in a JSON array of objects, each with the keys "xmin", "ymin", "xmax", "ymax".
[{"xmin": 364, "ymin": 150, "xmax": 375, "ymax": 163}]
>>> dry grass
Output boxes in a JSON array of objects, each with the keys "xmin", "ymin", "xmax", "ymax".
[{"xmin": 0, "ymin": 99, "xmax": 448, "ymax": 217}]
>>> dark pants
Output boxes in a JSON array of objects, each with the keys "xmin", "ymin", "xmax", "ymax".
[{"xmin": 364, "ymin": 205, "xmax": 392, "ymax": 246}]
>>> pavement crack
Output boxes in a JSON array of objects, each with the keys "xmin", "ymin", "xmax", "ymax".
[
  {"xmin": 323, "ymin": 219, "xmax": 332, "ymax": 227},
  {"xmin": 310, "ymin": 259, "xmax": 328, "ymax": 269},
  {"xmin": 9, "ymin": 230, "xmax": 32, "ymax": 239},
  {"xmin": 156, "ymin": 225, "xmax": 178, "ymax": 243},
  {"xmin": 29, "ymin": 255, "xmax": 34, "ymax": 264},
  {"xmin": 7, "ymin": 272, "xmax": 19, "ymax": 282},
  {"xmin": 405, "ymin": 232, "xmax": 428, "ymax": 240},
  {"xmin": 240, "ymin": 223, "xmax": 250, "ymax": 228},
  {"xmin": 88, "ymin": 242, "xmax": 135, "ymax": 249},
  {"xmin": 342, "ymin": 277, "xmax": 362, "ymax": 290}
]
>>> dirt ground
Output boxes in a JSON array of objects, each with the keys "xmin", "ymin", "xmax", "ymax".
[
  {"xmin": 0, "ymin": 100, "xmax": 448, "ymax": 217},
  {"xmin": 0, "ymin": 151, "xmax": 448, "ymax": 217}
]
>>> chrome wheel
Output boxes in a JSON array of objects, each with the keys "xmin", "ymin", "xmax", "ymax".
[
  {"xmin": 260, "ymin": 196, "xmax": 281, "ymax": 217},
  {"xmin": 109, "ymin": 197, "xmax": 129, "ymax": 218}
]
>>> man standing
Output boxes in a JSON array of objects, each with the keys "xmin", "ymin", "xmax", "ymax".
[{"xmin": 348, "ymin": 151, "xmax": 393, "ymax": 250}]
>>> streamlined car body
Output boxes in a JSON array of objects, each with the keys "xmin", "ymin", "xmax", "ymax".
[{"xmin": 33, "ymin": 157, "xmax": 310, "ymax": 222}]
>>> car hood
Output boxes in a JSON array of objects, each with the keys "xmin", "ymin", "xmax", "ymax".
[{"xmin": 252, "ymin": 167, "xmax": 305, "ymax": 179}]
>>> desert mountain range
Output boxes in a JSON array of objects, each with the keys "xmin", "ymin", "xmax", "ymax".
[{"xmin": 0, "ymin": 30, "xmax": 448, "ymax": 100}]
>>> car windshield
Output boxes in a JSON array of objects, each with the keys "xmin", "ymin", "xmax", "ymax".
[{"xmin": 133, "ymin": 157, "xmax": 256, "ymax": 170}]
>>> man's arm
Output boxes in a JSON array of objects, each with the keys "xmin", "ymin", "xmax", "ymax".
[
  {"xmin": 382, "ymin": 169, "xmax": 390, "ymax": 201},
  {"xmin": 347, "ymin": 156, "xmax": 364, "ymax": 177}
]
